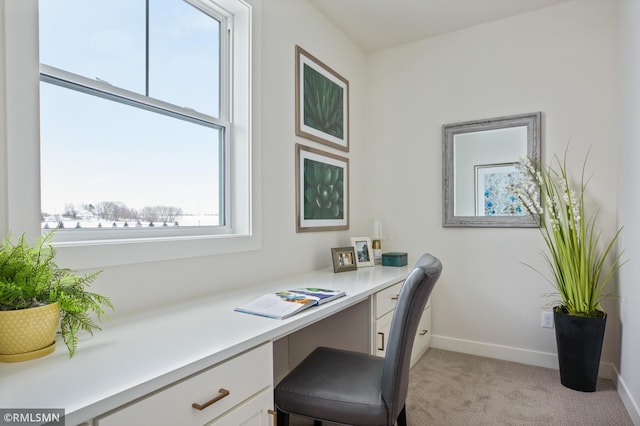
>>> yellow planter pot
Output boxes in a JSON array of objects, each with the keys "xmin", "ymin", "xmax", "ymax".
[{"xmin": 0, "ymin": 302, "xmax": 60, "ymax": 362}]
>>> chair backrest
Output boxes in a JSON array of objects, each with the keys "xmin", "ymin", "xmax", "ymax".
[{"xmin": 381, "ymin": 253, "xmax": 442, "ymax": 425}]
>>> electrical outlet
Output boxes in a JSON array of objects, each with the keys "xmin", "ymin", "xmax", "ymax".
[{"xmin": 541, "ymin": 311, "xmax": 554, "ymax": 328}]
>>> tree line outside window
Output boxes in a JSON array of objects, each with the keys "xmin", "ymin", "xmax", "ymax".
[{"xmin": 43, "ymin": 201, "xmax": 184, "ymax": 227}]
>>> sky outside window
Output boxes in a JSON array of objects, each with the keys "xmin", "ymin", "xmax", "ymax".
[{"xmin": 39, "ymin": 0, "xmax": 223, "ymax": 227}]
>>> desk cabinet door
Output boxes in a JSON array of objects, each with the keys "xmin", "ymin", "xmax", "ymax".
[
  {"xmin": 375, "ymin": 301, "xmax": 432, "ymax": 363},
  {"xmin": 410, "ymin": 305, "xmax": 432, "ymax": 367},
  {"xmin": 206, "ymin": 388, "xmax": 274, "ymax": 426},
  {"xmin": 374, "ymin": 311, "xmax": 393, "ymax": 357}
]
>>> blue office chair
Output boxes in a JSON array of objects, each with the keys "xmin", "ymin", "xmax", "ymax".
[{"xmin": 274, "ymin": 253, "xmax": 442, "ymax": 426}]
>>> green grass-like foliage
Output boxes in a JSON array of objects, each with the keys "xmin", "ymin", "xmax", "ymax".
[
  {"xmin": 0, "ymin": 232, "xmax": 113, "ymax": 357},
  {"xmin": 516, "ymin": 148, "xmax": 624, "ymax": 317},
  {"xmin": 303, "ymin": 64, "xmax": 344, "ymax": 139},
  {"xmin": 304, "ymin": 158, "xmax": 344, "ymax": 220}
]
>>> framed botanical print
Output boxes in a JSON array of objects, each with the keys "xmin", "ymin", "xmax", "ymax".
[
  {"xmin": 295, "ymin": 45, "xmax": 349, "ymax": 152},
  {"xmin": 296, "ymin": 144, "xmax": 349, "ymax": 232}
]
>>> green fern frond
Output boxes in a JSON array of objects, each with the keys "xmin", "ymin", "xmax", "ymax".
[{"xmin": 1, "ymin": 232, "xmax": 113, "ymax": 357}]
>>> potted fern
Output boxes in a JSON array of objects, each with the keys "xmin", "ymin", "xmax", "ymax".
[
  {"xmin": 0, "ymin": 232, "xmax": 112, "ymax": 361},
  {"xmin": 516, "ymin": 148, "xmax": 624, "ymax": 392}
]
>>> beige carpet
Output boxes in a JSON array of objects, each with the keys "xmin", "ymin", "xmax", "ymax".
[{"xmin": 288, "ymin": 348, "xmax": 633, "ymax": 425}]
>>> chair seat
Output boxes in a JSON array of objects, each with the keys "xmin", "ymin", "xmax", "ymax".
[{"xmin": 275, "ymin": 346, "xmax": 388, "ymax": 426}]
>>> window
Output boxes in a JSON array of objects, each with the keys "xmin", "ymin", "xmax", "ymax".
[
  {"xmin": 16, "ymin": 0, "xmax": 258, "ymax": 268},
  {"xmin": 1, "ymin": 0, "xmax": 256, "ymax": 268},
  {"xmin": 38, "ymin": 0, "xmax": 236, "ymax": 241}
]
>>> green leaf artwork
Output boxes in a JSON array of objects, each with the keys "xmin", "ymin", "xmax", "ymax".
[
  {"xmin": 303, "ymin": 64, "xmax": 344, "ymax": 139},
  {"xmin": 303, "ymin": 158, "xmax": 344, "ymax": 220}
]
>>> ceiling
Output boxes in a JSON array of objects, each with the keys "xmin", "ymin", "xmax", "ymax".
[{"xmin": 307, "ymin": 0, "xmax": 571, "ymax": 52}]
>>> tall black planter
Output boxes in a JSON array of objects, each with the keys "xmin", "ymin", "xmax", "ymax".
[{"xmin": 553, "ymin": 308, "xmax": 607, "ymax": 392}]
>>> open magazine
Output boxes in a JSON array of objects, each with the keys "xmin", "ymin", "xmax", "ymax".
[{"xmin": 234, "ymin": 287, "xmax": 346, "ymax": 319}]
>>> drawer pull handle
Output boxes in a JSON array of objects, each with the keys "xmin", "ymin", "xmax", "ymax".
[
  {"xmin": 419, "ymin": 329, "xmax": 428, "ymax": 336},
  {"xmin": 378, "ymin": 332, "xmax": 385, "ymax": 351},
  {"xmin": 192, "ymin": 388, "xmax": 230, "ymax": 411},
  {"xmin": 391, "ymin": 295, "xmax": 399, "ymax": 300}
]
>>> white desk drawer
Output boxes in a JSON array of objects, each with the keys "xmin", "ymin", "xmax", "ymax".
[
  {"xmin": 97, "ymin": 343, "xmax": 272, "ymax": 426},
  {"xmin": 374, "ymin": 281, "xmax": 403, "ymax": 319},
  {"xmin": 206, "ymin": 388, "xmax": 274, "ymax": 426}
]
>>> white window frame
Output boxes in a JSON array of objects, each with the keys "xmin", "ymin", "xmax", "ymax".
[{"xmin": 0, "ymin": 0, "xmax": 261, "ymax": 269}]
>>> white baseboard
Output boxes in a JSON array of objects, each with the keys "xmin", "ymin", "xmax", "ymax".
[
  {"xmin": 430, "ymin": 334, "xmax": 614, "ymax": 379},
  {"xmin": 612, "ymin": 366, "xmax": 640, "ymax": 425}
]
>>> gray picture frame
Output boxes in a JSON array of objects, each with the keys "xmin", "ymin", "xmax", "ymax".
[
  {"xmin": 331, "ymin": 246, "xmax": 357, "ymax": 273},
  {"xmin": 442, "ymin": 112, "xmax": 541, "ymax": 227}
]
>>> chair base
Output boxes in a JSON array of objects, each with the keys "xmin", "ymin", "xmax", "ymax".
[{"xmin": 397, "ymin": 405, "xmax": 407, "ymax": 426}]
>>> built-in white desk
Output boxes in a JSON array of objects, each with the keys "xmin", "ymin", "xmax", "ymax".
[{"xmin": 0, "ymin": 265, "xmax": 427, "ymax": 426}]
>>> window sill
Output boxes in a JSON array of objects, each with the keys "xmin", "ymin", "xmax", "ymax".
[{"xmin": 53, "ymin": 232, "xmax": 261, "ymax": 269}]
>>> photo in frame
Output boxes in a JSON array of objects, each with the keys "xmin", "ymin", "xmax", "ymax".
[
  {"xmin": 350, "ymin": 236, "xmax": 374, "ymax": 268},
  {"xmin": 331, "ymin": 247, "xmax": 357, "ymax": 273},
  {"xmin": 295, "ymin": 45, "xmax": 349, "ymax": 152},
  {"xmin": 474, "ymin": 163, "xmax": 526, "ymax": 217},
  {"xmin": 296, "ymin": 144, "xmax": 349, "ymax": 232}
]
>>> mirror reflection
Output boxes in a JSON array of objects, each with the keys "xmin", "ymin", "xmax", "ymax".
[{"xmin": 442, "ymin": 112, "xmax": 541, "ymax": 227}]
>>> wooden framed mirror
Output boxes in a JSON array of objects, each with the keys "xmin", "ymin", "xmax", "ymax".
[{"xmin": 442, "ymin": 112, "xmax": 541, "ymax": 227}]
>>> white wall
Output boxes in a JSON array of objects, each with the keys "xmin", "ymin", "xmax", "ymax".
[
  {"xmin": 0, "ymin": 0, "xmax": 368, "ymax": 318},
  {"xmin": 365, "ymin": 0, "xmax": 621, "ymax": 370},
  {"xmin": 616, "ymin": 0, "xmax": 640, "ymax": 422}
]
